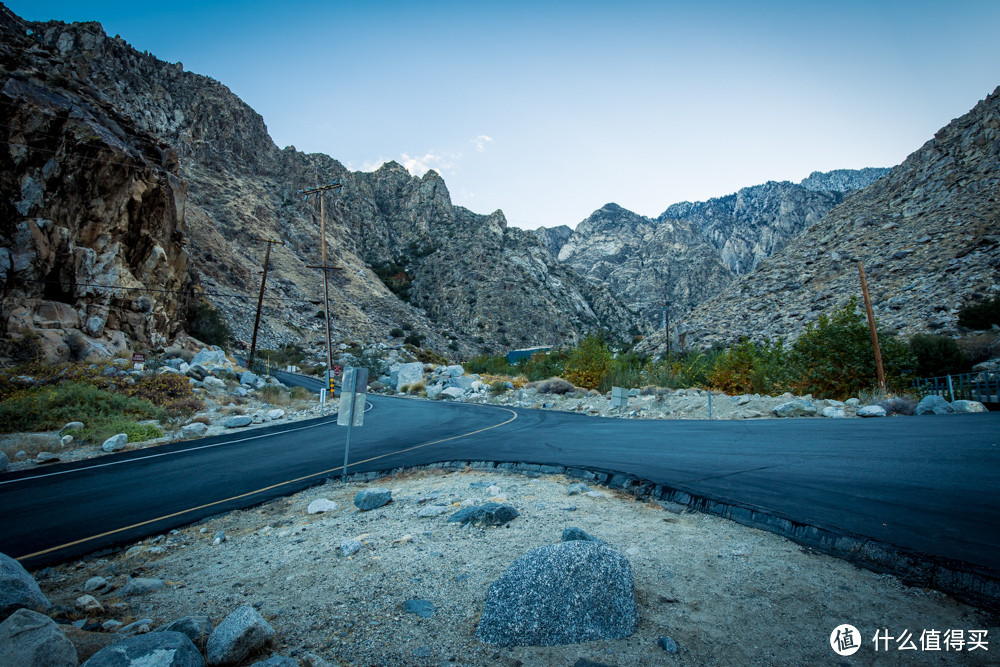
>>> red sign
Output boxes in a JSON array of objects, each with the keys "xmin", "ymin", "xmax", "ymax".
[
  {"xmin": 132, "ymin": 353, "xmax": 146, "ymax": 362},
  {"xmin": 333, "ymin": 365, "xmax": 343, "ymax": 377}
]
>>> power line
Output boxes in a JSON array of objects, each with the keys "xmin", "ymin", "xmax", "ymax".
[{"xmin": 6, "ymin": 278, "xmax": 327, "ymax": 306}]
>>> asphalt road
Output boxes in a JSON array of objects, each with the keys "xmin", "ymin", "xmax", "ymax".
[{"xmin": 2, "ymin": 374, "xmax": 998, "ymax": 589}]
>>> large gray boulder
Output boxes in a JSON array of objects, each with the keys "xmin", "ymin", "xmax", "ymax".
[
  {"xmin": 0, "ymin": 552, "xmax": 49, "ymax": 620},
  {"xmin": 857, "ymin": 405, "xmax": 887, "ymax": 418},
  {"xmin": 475, "ymin": 541, "xmax": 638, "ymax": 646},
  {"xmin": 771, "ymin": 399, "xmax": 817, "ymax": 418},
  {"xmin": 101, "ymin": 433, "xmax": 128, "ymax": 452},
  {"xmin": 448, "ymin": 503, "xmax": 519, "ymax": 527},
  {"xmin": 353, "ymin": 488, "xmax": 392, "ymax": 511},
  {"xmin": 155, "ymin": 616, "xmax": 213, "ymax": 650},
  {"xmin": 206, "ymin": 606, "xmax": 274, "ymax": 666},
  {"xmin": 190, "ymin": 347, "xmax": 228, "ymax": 370},
  {"xmin": 394, "ymin": 362, "xmax": 424, "ymax": 392},
  {"xmin": 224, "ymin": 416, "xmax": 253, "ymax": 428},
  {"xmin": 0, "ymin": 608, "xmax": 77, "ymax": 667},
  {"xmin": 915, "ymin": 395, "xmax": 953, "ymax": 415},
  {"xmin": 82, "ymin": 631, "xmax": 203, "ymax": 667},
  {"xmin": 952, "ymin": 400, "xmax": 987, "ymax": 413}
]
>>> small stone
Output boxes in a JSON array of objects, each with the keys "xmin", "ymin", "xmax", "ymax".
[
  {"xmin": 307, "ymin": 499, "xmax": 337, "ymax": 514},
  {"xmin": 101, "ymin": 433, "xmax": 128, "ymax": 452},
  {"xmin": 585, "ymin": 491, "xmax": 603, "ymax": 498},
  {"xmin": 393, "ymin": 534, "xmax": 414, "ymax": 545},
  {"xmin": 561, "ymin": 527, "xmax": 604, "ymax": 544},
  {"xmin": 952, "ymin": 400, "xmax": 987, "ymax": 413},
  {"xmin": 353, "ymin": 488, "xmax": 392, "ymax": 511},
  {"xmin": 181, "ymin": 422, "xmax": 209, "ymax": 437},
  {"xmin": 59, "ymin": 422, "xmax": 84, "ymax": 436},
  {"xmin": 60, "ymin": 435, "xmax": 73, "ymax": 447},
  {"xmin": 212, "ymin": 531, "xmax": 226, "ymax": 546},
  {"xmin": 84, "ymin": 576, "xmax": 108, "ymax": 593},
  {"xmin": 772, "ymin": 400, "xmax": 817, "ymax": 418},
  {"xmin": 35, "ymin": 452, "xmax": 60, "ymax": 464},
  {"xmin": 448, "ymin": 502, "xmax": 519, "ymax": 527},
  {"xmin": 658, "ymin": 636, "xmax": 679, "ymax": 653},
  {"xmin": 821, "ymin": 406, "xmax": 847, "ymax": 418},
  {"xmin": 117, "ymin": 618, "xmax": 153, "ymax": 635},
  {"xmin": 120, "ymin": 577, "xmax": 164, "ymax": 597},
  {"xmin": 340, "ymin": 540, "xmax": 362, "ymax": 557},
  {"xmin": 102, "ymin": 620, "xmax": 122, "ymax": 631},
  {"xmin": 266, "ymin": 409, "xmax": 285, "ymax": 420},
  {"xmin": 401, "ymin": 599, "xmax": 434, "ymax": 618},
  {"xmin": 75, "ymin": 594, "xmax": 103, "ymax": 614}
]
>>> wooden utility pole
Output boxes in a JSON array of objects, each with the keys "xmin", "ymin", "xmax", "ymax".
[
  {"xmin": 857, "ymin": 261, "xmax": 887, "ymax": 391},
  {"xmin": 662, "ymin": 303, "xmax": 670, "ymax": 358},
  {"xmin": 248, "ymin": 237, "xmax": 285, "ymax": 369},
  {"xmin": 300, "ymin": 182, "xmax": 343, "ymax": 390}
]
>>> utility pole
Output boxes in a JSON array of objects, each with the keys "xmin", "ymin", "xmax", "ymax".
[
  {"xmin": 248, "ymin": 237, "xmax": 285, "ymax": 370},
  {"xmin": 662, "ymin": 303, "xmax": 670, "ymax": 358},
  {"xmin": 300, "ymin": 182, "xmax": 344, "ymax": 393},
  {"xmin": 857, "ymin": 261, "xmax": 887, "ymax": 392}
]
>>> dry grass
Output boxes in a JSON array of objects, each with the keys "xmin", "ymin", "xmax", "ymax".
[{"xmin": 0, "ymin": 433, "xmax": 63, "ymax": 458}]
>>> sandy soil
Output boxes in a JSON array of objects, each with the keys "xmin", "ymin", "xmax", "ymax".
[{"xmin": 36, "ymin": 468, "xmax": 998, "ymax": 666}]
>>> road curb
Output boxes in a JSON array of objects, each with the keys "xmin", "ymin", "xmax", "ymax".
[{"xmin": 340, "ymin": 459, "xmax": 1000, "ymax": 613}]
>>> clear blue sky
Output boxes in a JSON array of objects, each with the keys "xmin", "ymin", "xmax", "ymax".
[{"xmin": 8, "ymin": 1, "xmax": 1000, "ymax": 229}]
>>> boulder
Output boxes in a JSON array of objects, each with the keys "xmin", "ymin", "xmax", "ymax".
[
  {"xmin": 36, "ymin": 452, "xmax": 60, "ymax": 464},
  {"xmin": 120, "ymin": 577, "xmax": 164, "ymax": 597},
  {"xmin": 953, "ymin": 400, "xmax": 987, "ymax": 413},
  {"xmin": 224, "ymin": 416, "xmax": 253, "ymax": 428},
  {"xmin": 353, "ymin": 488, "xmax": 392, "ymax": 511},
  {"xmin": 101, "ymin": 433, "xmax": 128, "ymax": 452},
  {"xmin": 0, "ymin": 608, "xmax": 77, "ymax": 667},
  {"xmin": 0, "ymin": 551, "xmax": 50, "ymax": 620},
  {"xmin": 59, "ymin": 421, "xmax": 84, "ymax": 436},
  {"xmin": 771, "ymin": 400, "xmax": 817, "ymax": 418},
  {"xmin": 448, "ymin": 502, "xmax": 519, "ymax": 527},
  {"xmin": 84, "ymin": 577, "xmax": 109, "ymax": 594},
  {"xmin": 567, "ymin": 483, "xmax": 589, "ymax": 495},
  {"xmin": 915, "ymin": 395, "xmax": 953, "ymax": 415},
  {"xmin": 440, "ymin": 387, "xmax": 466, "ymax": 400},
  {"xmin": 306, "ymin": 499, "xmax": 337, "ymax": 514},
  {"xmin": 240, "ymin": 371, "xmax": 259, "ymax": 387},
  {"xmin": 444, "ymin": 376, "xmax": 476, "ymax": 391},
  {"xmin": 75, "ymin": 595, "xmax": 103, "ymax": 614},
  {"xmin": 154, "ymin": 616, "xmax": 213, "ymax": 650},
  {"xmin": 444, "ymin": 364, "xmax": 465, "ymax": 377},
  {"xmin": 857, "ymin": 405, "xmax": 887, "ymax": 418},
  {"xmin": 394, "ymin": 362, "xmax": 424, "ymax": 392},
  {"xmin": 340, "ymin": 540, "xmax": 362, "ymax": 557},
  {"xmin": 475, "ymin": 541, "xmax": 638, "ymax": 646},
  {"xmin": 658, "ymin": 636, "xmax": 680, "ymax": 654},
  {"xmin": 190, "ymin": 347, "xmax": 228, "ymax": 370},
  {"xmin": 425, "ymin": 383, "xmax": 444, "ymax": 400},
  {"xmin": 206, "ymin": 606, "xmax": 274, "ymax": 666},
  {"xmin": 181, "ymin": 422, "xmax": 209, "ymax": 438},
  {"xmin": 266, "ymin": 409, "xmax": 285, "ymax": 420},
  {"xmin": 202, "ymin": 377, "xmax": 226, "ymax": 392},
  {"xmin": 821, "ymin": 406, "xmax": 846, "ymax": 418},
  {"xmin": 82, "ymin": 631, "xmax": 203, "ymax": 667}
]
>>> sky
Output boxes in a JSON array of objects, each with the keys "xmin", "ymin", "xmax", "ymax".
[{"xmin": 8, "ymin": 1, "xmax": 1000, "ymax": 229}]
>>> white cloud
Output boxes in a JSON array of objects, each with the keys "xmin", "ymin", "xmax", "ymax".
[
  {"xmin": 401, "ymin": 151, "xmax": 455, "ymax": 176},
  {"xmin": 350, "ymin": 157, "xmax": 390, "ymax": 172},
  {"xmin": 472, "ymin": 134, "xmax": 494, "ymax": 152}
]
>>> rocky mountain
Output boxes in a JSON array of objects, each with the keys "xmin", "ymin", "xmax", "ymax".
[
  {"xmin": 542, "ymin": 169, "xmax": 887, "ymax": 326},
  {"xmin": 0, "ymin": 7, "xmax": 635, "ymax": 362},
  {"xmin": 640, "ymin": 86, "xmax": 1000, "ymax": 355}
]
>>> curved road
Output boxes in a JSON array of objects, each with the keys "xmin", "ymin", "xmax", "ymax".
[{"xmin": 1, "ymin": 373, "xmax": 998, "ymax": 603}]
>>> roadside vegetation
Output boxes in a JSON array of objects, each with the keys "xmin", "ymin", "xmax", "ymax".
[{"xmin": 467, "ymin": 299, "xmax": 995, "ymax": 401}]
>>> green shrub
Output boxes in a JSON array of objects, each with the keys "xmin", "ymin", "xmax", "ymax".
[
  {"xmin": 600, "ymin": 352, "xmax": 647, "ymax": 392},
  {"xmin": 518, "ymin": 350, "xmax": 569, "ymax": 382},
  {"xmin": 489, "ymin": 380, "xmax": 508, "ymax": 395},
  {"xmin": 708, "ymin": 338, "xmax": 791, "ymax": 395},
  {"xmin": 789, "ymin": 298, "xmax": 913, "ymax": 399},
  {"xmin": 909, "ymin": 334, "xmax": 970, "ymax": 378},
  {"xmin": 187, "ymin": 301, "xmax": 231, "ymax": 349},
  {"xmin": 958, "ymin": 296, "xmax": 1000, "ymax": 330},
  {"xmin": 389, "ymin": 327, "xmax": 404, "ymax": 338},
  {"xmin": 563, "ymin": 333, "xmax": 613, "ymax": 390},
  {"xmin": 465, "ymin": 354, "xmax": 512, "ymax": 375},
  {"xmin": 76, "ymin": 418, "xmax": 163, "ymax": 445},
  {"xmin": 404, "ymin": 333, "xmax": 423, "ymax": 347},
  {"xmin": 290, "ymin": 386, "xmax": 314, "ymax": 401}
]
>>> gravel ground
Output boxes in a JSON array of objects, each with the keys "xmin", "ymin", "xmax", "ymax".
[{"xmin": 36, "ymin": 468, "xmax": 997, "ymax": 666}]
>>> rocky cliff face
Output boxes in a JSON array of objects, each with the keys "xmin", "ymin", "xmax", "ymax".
[
  {"xmin": 0, "ymin": 9, "xmax": 192, "ymax": 362},
  {"xmin": 533, "ymin": 224, "xmax": 573, "ymax": 258},
  {"xmin": 547, "ymin": 170, "xmax": 886, "ymax": 327},
  {"xmin": 1, "ymin": 8, "xmax": 635, "ymax": 359},
  {"xmin": 640, "ymin": 87, "xmax": 1000, "ymax": 355}
]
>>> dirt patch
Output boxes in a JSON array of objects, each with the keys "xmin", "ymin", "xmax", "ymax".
[{"xmin": 36, "ymin": 468, "xmax": 997, "ymax": 666}]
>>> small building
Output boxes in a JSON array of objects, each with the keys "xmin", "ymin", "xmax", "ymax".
[{"xmin": 506, "ymin": 346, "xmax": 552, "ymax": 364}]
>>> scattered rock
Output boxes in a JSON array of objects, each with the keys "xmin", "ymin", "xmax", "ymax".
[
  {"xmin": 240, "ymin": 371, "xmax": 260, "ymax": 387},
  {"xmin": 83, "ymin": 577, "xmax": 108, "ymax": 594},
  {"xmin": 394, "ymin": 362, "xmax": 424, "ymax": 392},
  {"xmin": 448, "ymin": 502, "xmax": 519, "ymax": 527},
  {"xmin": 561, "ymin": 527, "xmax": 603, "ymax": 544},
  {"xmin": 181, "ymin": 422, "xmax": 209, "ymax": 438},
  {"xmin": 190, "ymin": 347, "xmax": 228, "ymax": 370},
  {"xmin": 120, "ymin": 577, "xmax": 164, "ymax": 597},
  {"xmin": 354, "ymin": 488, "xmax": 392, "ymax": 511},
  {"xmin": 224, "ymin": 416, "xmax": 253, "ymax": 428},
  {"xmin": 74, "ymin": 594, "xmax": 103, "ymax": 614},
  {"xmin": 845, "ymin": 398, "xmax": 861, "ymax": 407},
  {"xmin": 475, "ymin": 541, "xmax": 638, "ymax": 646},
  {"xmin": 101, "ymin": 433, "xmax": 128, "ymax": 452},
  {"xmin": 857, "ymin": 405, "xmax": 887, "ymax": 418},
  {"xmin": 212, "ymin": 531, "xmax": 226, "ymax": 546},
  {"xmin": 915, "ymin": 395, "xmax": 954, "ymax": 415},
  {"xmin": 340, "ymin": 540, "xmax": 362, "ymax": 557},
  {"xmin": 82, "ymin": 630, "xmax": 203, "ymax": 667},
  {"xmin": 206, "ymin": 605, "xmax": 275, "ymax": 666},
  {"xmin": 401, "ymin": 599, "xmax": 434, "ymax": 618},
  {"xmin": 952, "ymin": 400, "xmax": 987, "ymax": 413},
  {"xmin": 306, "ymin": 499, "xmax": 337, "ymax": 514},
  {"xmin": 0, "ymin": 551, "xmax": 50, "ymax": 620},
  {"xmin": 567, "ymin": 483, "xmax": 590, "ymax": 495},
  {"xmin": 154, "ymin": 616, "xmax": 213, "ymax": 650},
  {"xmin": 771, "ymin": 400, "xmax": 817, "ymax": 418},
  {"xmin": 35, "ymin": 452, "xmax": 60, "ymax": 463},
  {"xmin": 118, "ymin": 618, "xmax": 153, "ymax": 635},
  {"xmin": 0, "ymin": 608, "xmax": 77, "ymax": 667},
  {"xmin": 657, "ymin": 635, "xmax": 679, "ymax": 654},
  {"xmin": 60, "ymin": 434, "xmax": 73, "ymax": 447},
  {"xmin": 266, "ymin": 409, "xmax": 285, "ymax": 420},
  {"xmin": 59, "ymin": 625, "xmax": 116, "ymax": 663}
]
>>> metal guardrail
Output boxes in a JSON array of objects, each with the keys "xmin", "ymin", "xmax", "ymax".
[{"xmin": 911, "ymin": 370, "xmax": 1000, "ymax": 404}]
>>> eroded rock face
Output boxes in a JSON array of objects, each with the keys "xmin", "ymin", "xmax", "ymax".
[{"xmin": 0, "ymin": 11, "xmax": 193, "ymax": 360}]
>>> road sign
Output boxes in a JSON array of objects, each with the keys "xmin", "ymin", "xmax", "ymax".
[
  {"xmin": 340, "ymin": 366, "xmax": 368, "ymax": 396},
  {"xmin": 132, "ymin": 353, "xmax": 145, "ymax": 372},
  {"xmin": 333, "ymin": 365, "xmax": 343, "ymax": 377},
  {"xmin": 337, "ymin": 366, "xmax": 369, "ymax": 482},
  {"xmin": 338, "ymin": 392, "xmax": 367, "ymax": 427}
]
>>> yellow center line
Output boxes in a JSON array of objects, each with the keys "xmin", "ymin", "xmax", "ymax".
[{"xmin": 16, "ymin": 406, "xmax": 518, "ymax": 562}]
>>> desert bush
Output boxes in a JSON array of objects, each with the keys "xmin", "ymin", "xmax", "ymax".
[
  {"xmin": 404, "ymin": 333, "xmax": 423, "ymax": 347},
  {"xmin": 958, "ymin": 296, "xmax": 1000, "ymax": 330},
  {"xmin": 290, "ymin": 386, "xmax": 313, "ymax": 401},
  {"xmin": 489, "ymin": 380, "xmax": 508, "ymax": 395},
  {"xmin": 256, "ymin": 344, "xmax": 307, "ymax": 368},
  {"xmin": 259, "ymin": 385, "xmax": 290, "ymax": 406},
  {"xmin": 708, "ymin": 338, "xmax": 791, "ymax": 395},
  {"xmin": 190, "ymin": 414, "xmax": 212, "ymax": 426},
  {"xmin": 563, "ymin": 333, "xmax": 613, "ymax": 390},
  {"xmin": 517, "ymin": 350, "xmax": 569, "ymax": 382},
  {"xmin": 187, "ymin": 301, "xmax": 231, "ymax": 349},
  {"xmin": 877, "ymin": 396, "xmax": 917, "ymax": 416},
  {"xmin": 389, "ymin": 327, "xmax": 404, "ymax": 338},
  {"xmin": 123, "ymin": 373, "xmax": 203, "ymax": 415},
  {"xmin": 405, "ymin": 380, "xmax": 426, "ymax": 395},
  {"xmin": 789, "ymin": 298, "xmax": 914, "ymax": 399},
  {"xmin": 466, "ymin": 354, "xmax": 511, "ymax": 375},
  {"xmin": 0, "ymin": 329, "xmax": 43, "ymax": 365},
  {"xmin": 908, "ymin": 334, "xmax": 970, "ymax": 378},
  {"xmin": 77, "ymin": 418, "xmax": 163, "ymax": 445},
  {"xmin": 957, "ymin": 333, "xmax": 998, "ymax": 366},
  {"xmin": 526, "ymin": 377, "xmax": 575, "ymax": 395},
  {"xmin": 600, "ymin": 352, "xmax": 646, "ymax": 392}
]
